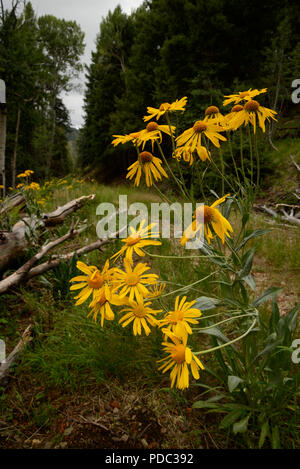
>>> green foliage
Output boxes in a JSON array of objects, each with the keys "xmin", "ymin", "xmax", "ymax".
[
  {"xmin": 0, "ymin": 2, "xmax": 85, "ymax": 185},
  {"xmin": 193, "ymin": 299, "xmax": 300, "ymax": 448}
]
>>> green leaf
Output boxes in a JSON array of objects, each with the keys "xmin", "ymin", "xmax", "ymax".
[
  {"xmin": 228, "ymin": 375, "xmax": 244, "ymax": 393},
  {"xmin": 271, "ymin": 425, "xmax": 281, "ymax": 449},
  {"xmin": 197, "ymin": 326, "xmax": 229, "ymax": 343},
  {"xmin": 194, "ymin": 296, "xmax": 220, "ymax": 311},
  {"xmin": 233, "ymin": 414, "xmax": 250, "ymax": 434},
  {"xmin": 192, "ymin": 400, "xmax": 220, "ymax": 410},
  {"xmin": 259, "ymin": 421, "xmax": 269, "ymax": 448},
  {"xmin": 236, "ymin": 229, "xmax": 270, "ymax": 252},
  {"xmin": 238, "ymin": 248, "xmax": 255, "ymax": 278},
  {"xmin": 243, "ymin": 274, "xmax": 256, "ymax": 290},
  {"xmin": 219, "ymin": 409, "xmax": 245, "ymax": 429},
  {"xmin": 251, "ymin": 287, "xmax": 282, "ymax": 308}
]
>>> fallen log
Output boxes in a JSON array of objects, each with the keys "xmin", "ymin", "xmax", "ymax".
[
  {"xmin": 0, "ymin": 225, "xmax": 126, "ymax": 296},
  {"xmin": 0, "ymin": 194, "xmax": 95, "ymax": 272},
  {"xmin": 290, "ymin": 154, "xmax": 300, "ymax": 173},
  {"xmin": 255, "ymin": 204, "xmax": 300, "ymax": 226},
  {"xmin": 0, "ymin": 219, "xmax": 84, "ymax": 295},
  {"xmin": 0, "ymin": 192, "xmax": 26, "ymax": 216}
]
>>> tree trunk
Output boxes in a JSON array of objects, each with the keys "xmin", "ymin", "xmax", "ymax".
[
  {"xmin": 11, "ymin": 105, "xmax": 21, "ymax": 188},
  {"xmin": 0, "ymin": 104, "xmax": 7, "ymax": 197}
]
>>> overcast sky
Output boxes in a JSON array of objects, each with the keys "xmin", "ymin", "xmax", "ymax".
[{"xmin": 5, "ymin": 0, "xmax": 144, "ymax": 128}]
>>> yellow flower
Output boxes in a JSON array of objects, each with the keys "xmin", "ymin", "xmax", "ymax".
[
  {"xmin": 88, "ymin": 287, "xmax": 122, "ymax": 326},
  {"xmin": 118, "ymin": 298, "xmax": 162, "ymax": 335},
  {"xmin": 224, "ymin": 104, "xmax": 244, "ymax": 125},
  {"xmin": 160, "ymin": 296, "xmax": 201, "ymax": 338},
  {"xmin": 111, "ymin": 132, "xmax": 141, "ymax": 147},
  {"xmin": 204, "ymin": 105, "xmax": 228, "ymax": 128},
  {"xmin": 176, "ymin": 120, "xmax": 227, "ymax": 155},
  {"xmin": 126, "ymin": 151, "xmax": 168, "ymax": 187},
  {"xmin": 181, "ymin": 194, "xmax": 233, "ymax": 246},
  {"xmin": 16, "ymin": 183, "xmax": 24, "ymax": 189},
  {"xmin": 137, "ymin": 121, "xmax": 175, "ymax": 149},
  {"xmin": 0, "ymin": 185, "xmax": 4, "ymax": 189},
  {"xmin": 158, "ymin": 329, "xmax": 204, "ymax": 390},
  {"xmin": 173, "ymin": 143, "xmax": 210, "ymax": 164},
  {"xmin": 143, "ymin": 97, "xmax": 188, "ymax": 122},
  {"xmin": 111, "ymin": 219, "xmax": 161, "ymax": 265},
  {"xmin": 24, "ymin": 182, "xmax": 40, "ymax": 191},
  {"xmin": 17, "ymin": 173, "xmax": 27, "ymax": 178},
  {"xmin": 223, "ymin": 88, "xmax": 267, "ymax": 107},
  {"xmin": 229, "ymin": 100, "xmax": 277, "ymax": 133},
  {"xmin": 113, "ymin": 259, "xmax": 159, "ymax": 303},
  {"xmin": 145, "ymin": 282, "xmax": 166, "ymax": 299},
  {"xmin": 24, "ymin": 169, "xmax": 34, "ymax": 176},
  {"xmin": 70, "ymin": 260, "xmax": 114, "ymax": 306}
]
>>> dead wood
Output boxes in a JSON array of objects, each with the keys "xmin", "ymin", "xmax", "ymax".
[
  {"xmin": 0, "ymin": 194, "xmax": 95, "ymax": 272},
  {"xmin": 0, "ymin": 325, "xmax": 32, "ymax": 385}
]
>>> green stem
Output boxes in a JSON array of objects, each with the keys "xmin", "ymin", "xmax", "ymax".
[
  {"xmin": 239, "ymin": 128, "xmax": 246, "ymax": 182},
  {"xmin": 253, "ymin": 132, "xmax": 260, "ymax": 188},
  {"xmin": 194, "ymin": 313, "xmax": 256, "ymax": 330},
  {"xmin": 160, "ymin": 271, "xmax": 218, "ymax": 298},
  {"xmin": 227, "ymin": 131, "xmax": 240, "ymax": 184},
  {"xmin": 152, "ymin": 181, "xmax": 172, "ymax": 203},
  {"xmin": 143, "ymin": 250, "xmax": 224, "ymax": 260},
  {"xmin": 195, "ymin": 159, "xmax": 206, "ymax": 201},
  {"xmin": 203, "ymin": 138, "xmax": 234, "ymax": 192},
  {"xmin": 165, "ymin": 112, "xmax": 190, "ymax": 199},
  {"xmin": 247, "ymin": 125, "xmax": 254, "ymax": 186},
  {"xmin": 218, "ymin": 147, "xmax": 225, "ymax": 195},
  {"xmin": 156, "ymin": 141, "xmax": 189, "ymax": 200},
  {"xmin": 194, "ymin": 317, "xmax": 257, "ymax": 356}
]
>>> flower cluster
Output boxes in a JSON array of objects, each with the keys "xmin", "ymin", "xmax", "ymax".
[
  {"xmin": 70, "ymin": 219, "xmax": 204, "ymax": 389},
  {"xmin": 111, "ymin": 88, "xmax": 276, "ymax": 191},
  {"xmin": 71, "ymin": 86, "xmax": 277, "ymax": 390}
]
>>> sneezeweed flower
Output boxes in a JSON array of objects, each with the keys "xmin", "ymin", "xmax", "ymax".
[
  {"xmin": 176, "ymin": 120, "xmax": 227, "ymax": 153},
  {"xmin": 17, "ymin": 172, "xmax": 27, "ymax": 178},
  {"xmin": 223, "ymin": 88, "xmax": 267, "ymax": 106},
  {"xmin": 158, "ymin": 329, "xmax": 204, "ymax": 390},
  {"xmin": 24, "ymin": 182, "xmax": 40, "ymax": 191},
  {"xmin": 137, "ymin": 121, "xmax": 175, "ymax": 149},
  {"xmin": 181, "ymin": 194, "xmax": 233, "ymax": 246},
  {"xmin": 111, "ymin": 132, "xmax": 141, "ymax": 147},
  {"xmin": 70, "ymin": 260, "xmax": 114, "ymax": 306},
  {"xmin": 16, "ymin": 183, "xmax": 24, "ymax": 189},
  {"xmin": 224, "ymin": 104, "xmax": 244, "ymax": 126},
  {"xmin": 160, "ymin": 296, "xmax": 202, "ymax": 338},
  {"xmin": 111, "ymin": 219, "xmax": 161, "ymax": 265},
  {"xmin": 229, "ymin": 100, "xmax": 277, "ymax": 133},
  {"xmin": 88, "ymin": 288, "xmax": 122, "ymax": 326},
  {"xmin": 118, "ymin": 298, "xmax": 162, "ymax": 335},
  {"xmin": 126, "ymin": 151, "xmax": 168, "ymax": 187},
  {"xmin": 173, "ymin": 143, "xmax": 211, "ymax": 164},
  {"xmin": 24, "ymin": 169, "xmax": 34, "ymax": 176},
  {"xmin": 143, "ymin": 97, "xmax": 188, "ymax": 122},
  {"xmin": 204, "ymin": 105, "xmax": 228, "ymax": 128},
  {"xmin": 113, "ymin": 259, "xmax": 159, "ymax": 302}
]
